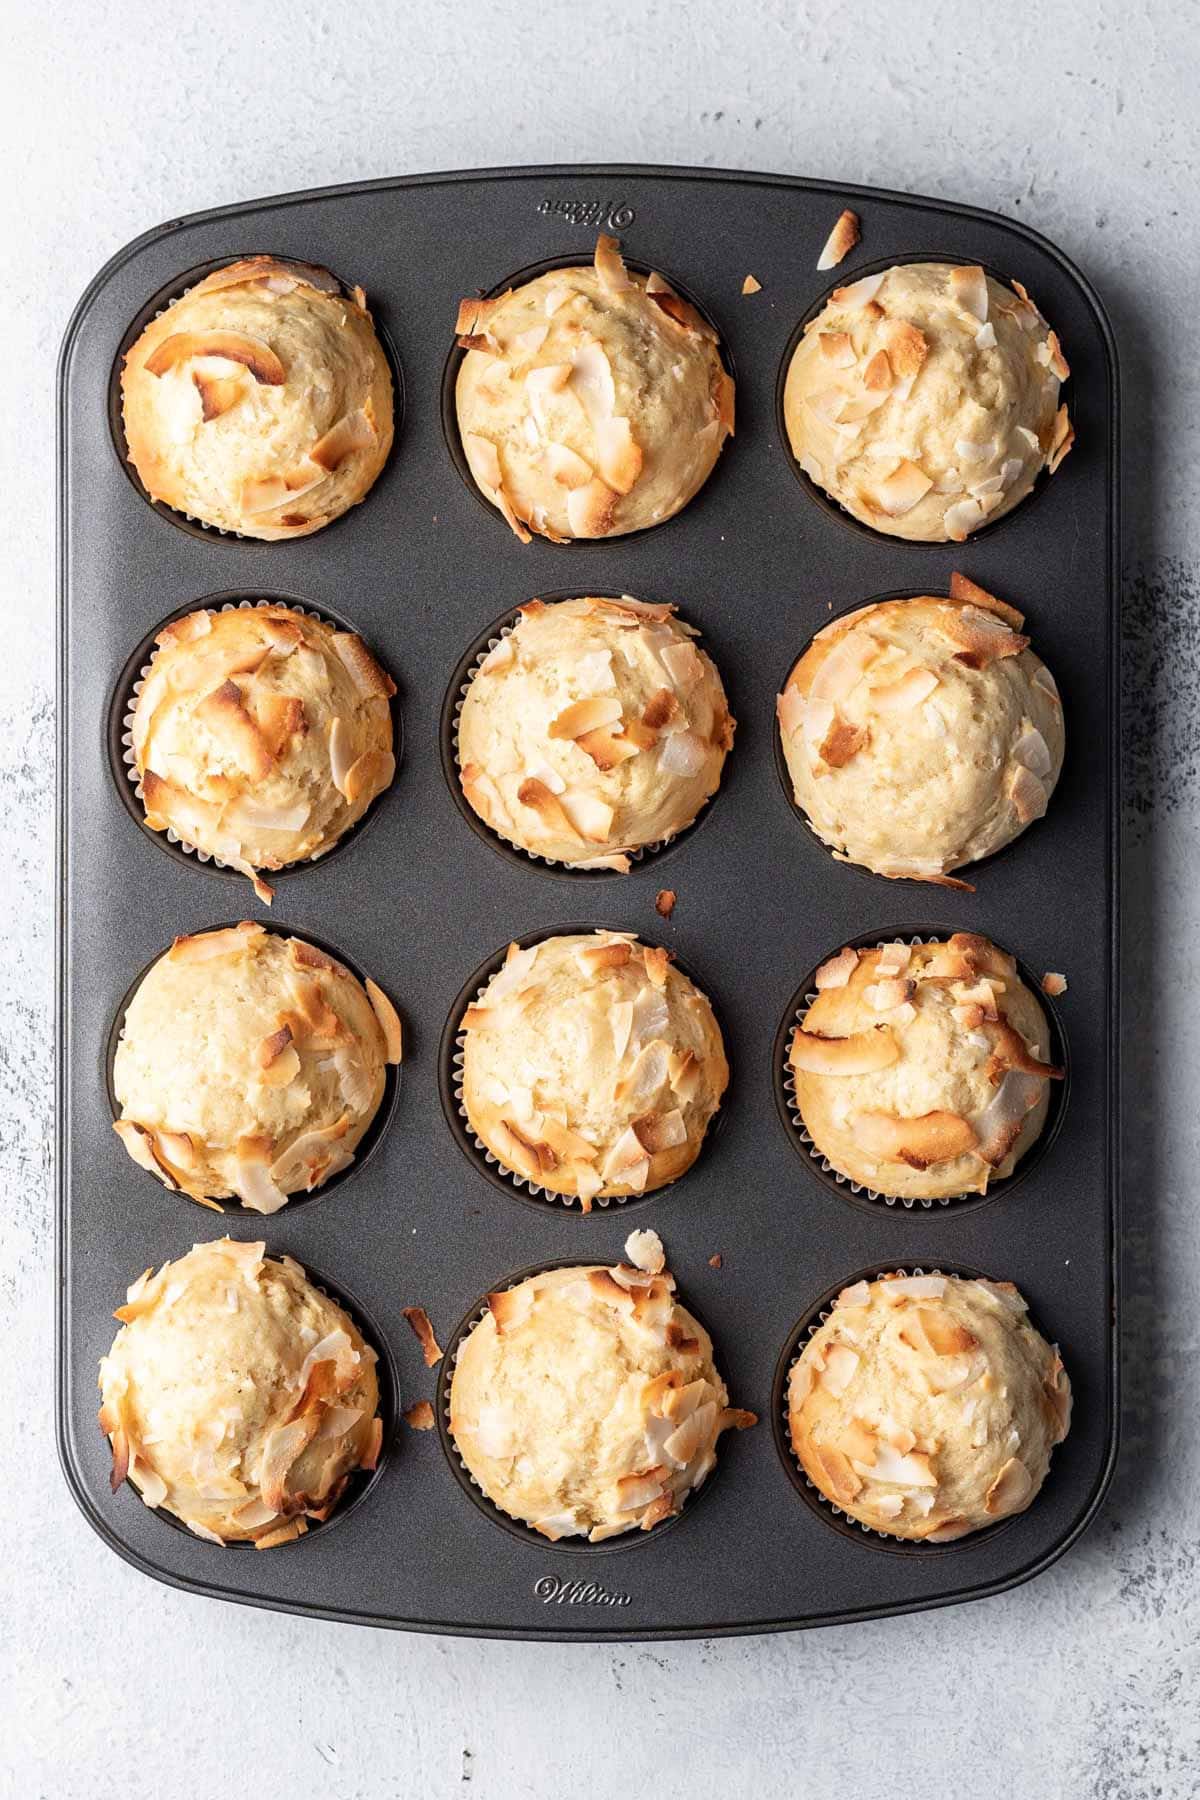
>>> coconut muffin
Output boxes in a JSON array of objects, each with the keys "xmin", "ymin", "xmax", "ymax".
[
  {"xmin": 121, "ymin": 256, "xmax": 393, "ymax": 538},
  {"xmin": 777, "ymin": 577, "xmax": 1064, "ymax": 884},
  {"xmin": 449, "ymin": 1259, "xmax": 754, "ymax": 1541},
  {"xmin": 458, "ymin": 931, "xmax": 727, "ymax": 1208},
  {"xmin": 130, "ymin": 604, "xmax": 396, "ymax": 904},
  {"xmin": 454, "ymin": 234, "xmax": 733, "ymax": 541},
  {"xmin": 783, "ymin": 262, "xmax": 1073, "ymax": 542},
  {"xmin": 98, "ymin": 1237, "xmax": 382, "ymax": 1547},
  {"xmin": 112, "ymin": 922, "xmax": 402, "ymax": 1212},
  {"xmin": 788, "ymin": 1270, "xmax": 1071, "ymax": 1541},
  {"xmin": 458, "ymin": 595, "xmax": 734, "ymax": 870},
  {"xmin": 788, "ymin": 933, "xmax": 1062, "ymax": 1200}
]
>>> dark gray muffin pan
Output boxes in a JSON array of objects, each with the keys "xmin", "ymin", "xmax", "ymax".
[{"xmin": 56, "ymin": 165, "xmax": 1119, "ymax": 1639}]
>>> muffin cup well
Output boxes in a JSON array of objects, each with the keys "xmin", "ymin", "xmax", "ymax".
[
  {"xmin": 771, "ymin": 588, "xmax": 1065, "ymax": 888},
  {"xmin": 770, "ymin": 1261, "xmax": 1022, "ymax": 1556},
  {"xmin": 438, "ymin": 924, "xmax": 730, "ymax": 1212},
  {"xmin": 440, "ymin": 593, "xmax": 724, "ymax": 880},
  {"xmin": 106, "ymin": 1249, "xmax": 398, "ymax": 1550},
  {"xmin": 774, "ymin": 251, "xmax": 1072, "ymax": 549},
  {"xmin": 109, "ymin": 255, "xmax": 404, "ymax": 543},
  {"xmin": 772, "ymin": 925, "xmax": 1069, "ymax": 1213},
  {"xmin": 108, "ymin": 592, "xmax": 403, "ymax": 891},
  {"xmin": 435, "ymin": 1255, "xmax": 722, "ymax": 1554},
  {"xmin": 105, "ymin": 919, "xmax": 403, "ymax": 1216},
  {"xmin": 440, "ymin": 250, "xmax": 734, "ymax": 545}
]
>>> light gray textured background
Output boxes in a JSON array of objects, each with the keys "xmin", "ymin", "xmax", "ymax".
[{"xmin": 4, "ymin": 3, "xmax": 1196, "ymax": 1796}]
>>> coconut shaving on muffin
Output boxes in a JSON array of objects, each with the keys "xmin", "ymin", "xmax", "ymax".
[
  {"xmin": 99, "ymin": 1237, "xmax": 382, "ymax": 1547},
  {"xmin": 788, "ymin": 933, "xmax": 1062, "ymax": 1201},
  {"xmin": 112, "ymin": 922, "xmax": 402, "ymax": 1212},
  {"xmin": 129, "ymin": 604, "xmax": 396, "ymax": 902},
  {"xmin": 777, "ymin": 576, "xmax": 1063, "ymax": 884},
  {"xmin": 783, "ymin": 261, "xmax": 1073, "ymax": 541},
  {"xmin": 788, "ymin": 1271, "xmax": 1071, "ymax": 1541},
  {"xmin": 454, "ymin": 235, "xmax": 733, "ymax": 541},
  {"xmin": 459, "ymin": 931, "xmax": 727, "ymax": 1207},
  {"xmin": 121, "ymin": 257, "xmax": 393, "ymax": 538},
  {"xmin": 449, "ymin": 1253, "xmax": 755, "ymax": 1541},
  {"xmin": 458, "ymin": 595, "xmax": 734, "ymax": 870}
]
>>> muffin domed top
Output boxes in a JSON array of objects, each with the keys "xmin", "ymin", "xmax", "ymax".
[
  {"xmin": 777, "ymin": 579, "xmax": 1063, "ymax": 882},
  {"xmin": 449, "ymin": 1258, "xmax": 753, "ymax": 1541},
  {"xmin": 788, "ymin": 933, "xmax": 1062, "ymax": 1200},
  {"xmin": 121, "ymin": 257, "xmax": 394, "ymax": 538},
  {"xmin": 131, "ymin": 604, "xmax": 396, "ymax": 902},
  {"xmin": 783, "ymin": 262, "xmax": 1073, "ymax": 542},
  {"xmin": 459, "ymin": 931, "xmax": 728, "ymax": 1207},
  {"xmin": 113, "ymin": 922, "xmax": 401, "ymax": 1212},
  {"xmin": 98, "ymin": 1237, "xmax": 381, "ymax": 1546},
  {"xmin": 454, "ymin": 235, "xmax": 733, "ymax": 541},
  {"xmin": 788, "ymin": 1271, "xmax": 1071, "ymax": 1541},
  {"xmin": 458, "ymin": 595, "xmax": 734, "ymax": 869}
]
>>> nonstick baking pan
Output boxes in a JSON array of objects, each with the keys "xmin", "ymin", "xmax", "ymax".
[{"xmin": 56, "ymin": 164, "xmax": 1120, "ymax": 1639}]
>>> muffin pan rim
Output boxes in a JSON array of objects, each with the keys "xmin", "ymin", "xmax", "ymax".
[{"xmin": 57, "ymin": 163, "xmax": 1120, "ymax": 1641}]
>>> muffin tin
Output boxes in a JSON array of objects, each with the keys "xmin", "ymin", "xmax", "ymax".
[{"xmin": 56, "ymin": 165, "xmax": 1119, "ymax": 1638}]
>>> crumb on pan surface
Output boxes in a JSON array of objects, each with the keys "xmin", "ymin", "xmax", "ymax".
[
  {"xmin": 121, "ymin": 256, "xmax": 394, "ymax": 538},
  {"xmin": 788, "ymin": 1271, "xmax": 1070, "ymax": 1541},
  {"xmin": 454, "ymin": 235, "xmax": 733, "ymax": 541},
  {"xmin": 458, "ymin": 931, "xmax": 728, "ymax": 1207},
  {"xmin": 783, "ymin": 261, "xmax": 1072, "ymax": 542},
  {"xmin": 776, "ymin": 581, "xmax": 1063, "ymax": 880},
  {"xmin": 458, "ymin": 595, "xmax": 733, "ymax": 867},
  {"xmin": 129, "ymin": 603, "xmax": 396, "ymax": 899},
  {"xmin": 789, "ymin": 932, "xmax": 1062, "ymax": 1200},
  {"xmin": 449, "ymin": 1257, "xmax": 755, "ymax": 1542},
  {"xmin": 98, "ymin": 1237, "xmax": 382, "ymax": 1547},
  {"xmin": 112, "ymin": 922, "xmax": 400, "ymax": 1212}
]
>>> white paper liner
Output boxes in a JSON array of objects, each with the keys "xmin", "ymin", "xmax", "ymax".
[
  {"xmin": 120, "ymin": 597, "xmax": 380, "ymax": 877},
  {"xmin": 450, "ymin": 610, "xmax": 717, "ymax": 874},
  {"xmin": 778, "ymin": 933, "xmax": 1059, "ymax": 1210}
]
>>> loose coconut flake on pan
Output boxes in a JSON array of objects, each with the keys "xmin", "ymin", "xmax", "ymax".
[{"xmin": 817, "ymin": 209, "xmax": 861, "ymax": 271}]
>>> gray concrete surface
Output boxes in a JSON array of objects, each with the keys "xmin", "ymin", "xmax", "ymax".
[{"xmin": 2, "ymin": 2, "xmax": 1196, "ymax": 1795}]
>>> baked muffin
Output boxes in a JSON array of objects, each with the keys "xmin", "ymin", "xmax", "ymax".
[
  {"xmin": 783, "ymin": 262, "xmax": 1073, "ymax": 541},
  {"xmin": 130, "ymin": 604, "xmax": 396, "ymax": 903},
  {"xmin": 454, "ymin": 235, "xmax": 733, "ymax": 541},
  {"xmin": 98, "ymin": 1237, "xmax": 382, "ymax": 1546},
  {"xmin": 112, "ymin": 921, "xmax": 402, "ymax": 1212},
  {"xmin": 449, "ymin": 1259, "xmax": 754, "ymax": 1541},
  {"xmin": 788, "ymin": 933, "xmax": 1062, "ymax": 1200},
  {"xmin": 788, "ymin": 1270, "xmax": 1071, "ymax": 1541},
  {"xmin": 777, "ymin": 576, "xmax": 1064, "ymax": 883},
  {"xmin": 458, "ymin": 931, "xmax": 727, "ymax": 1207},
  {"xmin": 121, "ymin": 257, "xmax": 393, "ymax": 538},
  {"xmin": 458, "ymin": 595, "xmax": 734, "ymax": 870}
]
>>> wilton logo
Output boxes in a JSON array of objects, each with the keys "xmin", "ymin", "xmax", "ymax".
[
  {"xmin": 534, "ymin": 1575, "xmax": 631, "ymax": 1607},
  {"xmin": 536, "ymin": 199, "xmax": 635, "ymax": 230}
]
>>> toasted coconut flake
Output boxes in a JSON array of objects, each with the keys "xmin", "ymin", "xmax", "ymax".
[
  {"xmin": 455, "ymin": 291, "xmax": 512, "ymax": 337},
  {"xmin": 143, "ymin": 330, "xmax": 285, "ymax": 384},
  {"xmin": 1048, "ymin": 405, "xmax": 1075, "ymax": 474},
  {"xmin": 654, "ymin": 889, "xmax": 677, "ymax": 920},
  {"xmin": 329, "ymin": 632, "xmax": 395, "ymax": 701},
  {"xmin": 948, "ymin": 265, "xmax": 988, "ymax": 323},
  {"xmin": 741, "ymin": 273, "xmax": 762, "ymax": 295},
  {"xmin": 365, "ymin": 978, "xmax": 403, "ymax": 1064},
  {"xmin": 811, "ymin": 1443, "xmax": 863, "ymax": 1503},
  {"xmin": 854, "ymin": 1109, "xmax": 978, "ymax": 1169},
  {"xmin": 948, "ymin": 571, "xmax": 1026, "ymax": 629},
  {"xmin": 879, "ymin": 1274, "xmax": 947, "ymax": 1303},
  {"xmin": 817, "ymin": 208, "xmax": 861, "ymax": 271},
  {"xmin": 193, "ymin": 369, "xmax": 245, "ymax": 420},
  {"xmin": 195, "ymin": 680, "xmax": 274, "ymax": 780},
  {"xmin": 810, "ymin": 632, "xmax": 882, "ymax": 705},
  {"xmin": 821, "ymin": 1342, "xmax": 860, "ymax": 1395},
  {"xmin": 939, "ymin": 604, "xmax": 1030, "ymax": 667},
  {"xmin": 882, "ymin": 319, "xmax": 929, "ymax": 381},
  {"xmin": 487, "ymin": 1285, "xmax": 535, "ymax": 1335},
  {"xmin": 644, "ymin": 272, "xmax": 719, "ymax": 341},
  {"xmin": 402, "ymin": 1401, "xmax": 435, "ymax": 1431},
  {"xmin": 831, "ymin": 271, "xmax": 885, "ymax": 310},
  {"xmin": 463, "ymin": 432, "xmax": 533, "ymax": 543},
  {"xmin": 309, "ymin": 408, "xmax": 375, "ymax": 472},
  {"xmin": 943, "ymin": 496, "xmax": 986, "ymax": 542},
  {"xmin": 815, "ymin": 946, "xmax": 859, "ymax": 990},
  {"xmin": 593, "ymin": 415, "xmax": 643, "ymax": 495},
  {"xmin": 790, "ymin": 1023, "xmax": 899, "ymax": 1077},
  {"xmin": 516, "ymin": 776, "xmax": 575, "ymax": 840},
  {"xmin": 1041, "ymin": 971, "xmax": 1068, "ymax": 998},
  {"xmin": 624, "ymin": 1228, "xmax": 666, "ymax": 1275},
  {"xmin": 873, "ymin": 459, "xmax": 934, "ymax": 518},
  {"xmin": 632, "ymin": 1109, "xmax": 688, "ymax": 1155},
  {"xmin": 861, "ymin": 349, "xmax": 894, "ymax": 393},
  {"xmin": 549, "ymin": 695, "xmax": 624, "ymax": 740},
  {"xmin": 817, "ymin": 714, "xmax": 868, "ymax": 768},
  {"xmin": 818, "ymin": 330, "xmax": 856, "ymax": 368},
  {"xmin": 864, "ymin": 977, "xmax": 916, "ymax": 1012},
  {"xmin": 643, "ymin": 945, "xmax": 672, "ymax": 989},
  {"xmin": 402, "ymin": 1306, "xmax": 442, "ymax": 1366},
  {"xmin": 974, "ymin": 1069, "xmax": 1048, "ymax": 1166},
  {"xmin": 594, "ymin": 233, "xmax": 632, "ymax": 294},
  {"xmin": 868, "ymin": 666, "xmax": 939, "ymax": 714},
  {"xmin": 566, "ymin": 477, "xmax": 619, "ymax": 539},
  {"xmin": 544, "ymin": 442, "xmax": 593, "ymax": 489},
  {"xmin": 985, "ymin": 1456, "xmax": 1034, "ymax": 1516},
  {"xmin": 234, "ymin": 1157, "xmax": 289, "ymax": 1215},
  {"xmin": 1009, "ymin": 764, "xmax": 1049, "ymax": 824}
]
